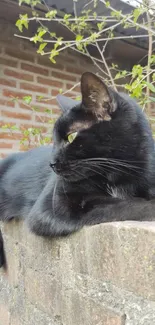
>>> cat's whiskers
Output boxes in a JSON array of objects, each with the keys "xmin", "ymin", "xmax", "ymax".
[
  {"xmin": 72, "ymin": 159, "xmax": 142, "ymax": 179},
  {"xmin": 93, "ymin": 161, "xmax": 141, "ymax": 173},
  {"xmin": 79, "ymin": 158, "xmax": 144, "ymax": 170},
  {"xmin": 72, "ymin": 169, "xmax": 104, "ymax": 191},
  {"xmin": 62, "ymin": 179, "xmax": 68, "ymax": 201},
  {"xmin": 92, "ymin": 162, "xmax": 141, "ymax": 177},
  {"xmin": 75, "ymin": 157, "xmax": 143, "ymax": 172},
  {"xmin": 52, "ymin": 178, "xmax": 58, "ymax": 218}
]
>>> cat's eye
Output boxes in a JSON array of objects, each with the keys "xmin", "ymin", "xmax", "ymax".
[{"xmin": 67, "ymin": 132, "xmax": 77, "ymax": 143}]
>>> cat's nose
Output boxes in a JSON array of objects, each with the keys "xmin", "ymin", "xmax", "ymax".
[
  {"xmin": 50, "ymin": 162, "xmax": 55, "ymax": 169},
  {"xmin": 50, "ymin": 161, "xmax": 62, "ymax": 174}
]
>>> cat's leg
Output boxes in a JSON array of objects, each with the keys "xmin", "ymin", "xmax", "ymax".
[
  {"xmin": 27, "ymin": 186, "xmax": 81, "ymax": 236},
  {"xmin": 28, "ymin": 206, "xmax": 82, "ymax": 237},
  {"xmin": 80, "ymin": 196, "xmax": 155, "ymax": 226},
  {"xmin": 26, "ymin": 174, "xmax": 81, "ymax": 237},
  {"xmin": 26, "ymin": 174, "xmax": 155, "ymax": 237},
  {"xmin": 27, "ymin": 193, "xmax": 155, "ymax": 237}
]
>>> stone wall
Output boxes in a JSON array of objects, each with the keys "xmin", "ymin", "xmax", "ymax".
[{"xmin": 0, "ymin": 220, "xmax": 155, "ymax": 325}]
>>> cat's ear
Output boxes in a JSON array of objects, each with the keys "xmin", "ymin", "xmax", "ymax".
[
  {"xmin": 56, "ymin": 94, "xmax": 81, "ymax": 113},
  {"xmin": 81, "ymin": 72, "xmax": 117, "ymax": 119}
]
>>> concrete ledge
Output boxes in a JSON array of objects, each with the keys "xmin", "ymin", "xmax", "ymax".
[{"xmin": 1, "ymin": 220, "xmax": 155, "ymax": 325}]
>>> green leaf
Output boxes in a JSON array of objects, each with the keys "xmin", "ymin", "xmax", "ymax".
[
  {"xmin": 23, "ymin": 96, "xmax": 32, "ymax": 105},
  {"xmin": 133, "ymin": 8, "xmax": 142, "ymax": 23},
  {"xmin": 111, "ymin": 10, "xmax": 122, "ymax": 19},
  {"xmin": 37, "ymin": 28, "xmax": 47, "ymax": 38},
  {"xmin": 132, "ymin": 64, "xmax": 143, "ymax": 78},
  {"xmin": 64, "ymin": 14, "xmax": 72, "ymax": 20},
  {"xmin": 45, "ymin": 109, "xmax": 51, "ymax": 114},
  {"xmin": 49, "ymin": 49, "xmax": 59, "ymax": 63},
  {"xmin": 76, "ymin": 34, "xmax": 84, "ymax": 42},
  {"xmin": 37, "ymin": 96, "xmax": 44, "ymax": 101},
  {"xmin": 145, "ymin": 82, "xmax": 155, "ymax": 93},
  {"xmin": 105, "ymin": 1, "xmax": 110, "ymax": 7},
  {"xmin": 75, "ymin": 96, "xmax": 81, "ymax": 101},
  {"xmin": 50, "ymin": 32, "xmax": 56, "ymax": 38},
  {"xmin": 16, "ymin": 14, "xmax": 29, "ymax": 32},
  {"xmin": 45, "ymin": 10, "xmax": 57, "ymax": 19},
  {"xmin": 114, "ymin": 72, "xmax": 121, "ymax": 80},
  {"xmin": 11, "ymin": 125, "xmax": 19, "ymax": 131},
  {"xmin": 2, "ymin": 124, "xmax": 10, "ymax": 129},
  {"xmin": 19, "ymin": 0, "xmax": 41, "ymax": 5},
  {"xmin": 37, "ymin": 42, "xmax": 47, "ymax": 54},
  {"xmin": 97, "ymin": 21, "xmax": 105, "ymax": 31},
  {"xmin": 16, "ymin": 19, "xmax": 23, "ymax": 32}
]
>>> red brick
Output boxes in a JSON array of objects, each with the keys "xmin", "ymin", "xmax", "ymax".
[
  {"xmin": 0, "ymin": 142, "xmax": 13, "ymax": 149},
  {"xmin": 4, "ymin": 68, "xmax": 34, "ymax": 82},
  {"xmin": 37, "ymin": 76, "xmax": 63, "ymax": 88},
  {"xmin": 5, "ymin": 47, "xmax": 34, "ymax": 62},
  {"xmin": 0, "ymin": 78, "xmax": 16, "ymax": 88},
  {"xmin": 64, "ymin": 92, "xmax": 79, "ymax": 99},
  {"xmin": 18, "ymin": 102, "xmax": 32, "ymax": 111},
  {"xmin": 1, "ymin": 110, "xmax": 31, "ymax": 120},
  {"xmin": 52, "ymin": 108, "xmax": 61, "ymax": 115},
  {"xmin": 27, "ymin": 103, "xmax": 50, "ymax": 113},
  {"xmin": 62, "ymin": 54, "xmax": 75, "ymax": 64},
  {"xmin": 0, "ymin": 133, "xmax": 22, "ymax": 140},
  {"xmin": 21, "ymin": 63, "xmax": 49, "ymax": 76},
  {"xmin": 18, "ymin": 102, "xmax": 54, "ymax": 114},
  {"xmin": 36, "ymin": 96, "xmax": 57, "ymax": 106},
  {"xmin": 20, "ymin": 124, "xmax": 47, "ymax": 133},
  {"xmin": 20, "ymin": 144, "xmax": 36, "ymax": 151},
  {"xmin": 20, "ymin": 82, "xmax": 48, "ymax": 94},
  {"xmin": 0, "ymin": 57, "xmax": 18, "ymax": 67},
  {"xmin": 0, "ymin": 121, "xmax": 16, "ymax": 128},
  {"xmin": 21, "ymin": 102, "xmax": 59, "ymax": 115},
  {"xmin": 51, "ymin": 89, "xmax": 60, "ymax": 97},
  {"xmin": 0, "ymin": 98, "xmax": 15, "ymax": 107},
  {"xmin": 38, "ymin": 56, "xmax": 64, "ymax": 70},
  {"xmin": 3, "ymin": 89, "xmax": 29, "ymax": 100},
  {"xmin": 66, "ymin": 66, "xmax": 84, "ymax": 75},
  {"xmin": 35, "ymin": 115, "xmax": 53, "ymax": 123},
  {"xmin": 66, "ymin": 83, "xmax": 80, "ymax": 93},
  {"xmin": 52, "ymin": 71, "xmax": 77, "ymax": 82}
]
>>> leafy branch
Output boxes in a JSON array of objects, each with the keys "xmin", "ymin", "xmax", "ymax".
[{"xmin": 4, "ymin": 0, "xmax": 155, "ymax": 147}]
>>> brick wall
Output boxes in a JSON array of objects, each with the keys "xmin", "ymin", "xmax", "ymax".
[
  {"xmin": 0, "ymin": 19, "xmax": 94, "ymax": 158},
  {"xmin": 1, "ymin": 220, "xmax": 155, "ymax": 325}
]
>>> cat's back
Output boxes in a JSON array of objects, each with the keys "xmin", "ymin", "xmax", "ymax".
[
  {"xmin": 0, "ymin": 145, "xmax": 53, "ymax": 180},
  {"xmin": 0, "ymin": 146, "xmax": 54, "ymax": 219}
]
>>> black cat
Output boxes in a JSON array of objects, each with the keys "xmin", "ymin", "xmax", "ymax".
[{"xmin": 1, "ymin": 72, "xmax": 155, "ymax": 267}]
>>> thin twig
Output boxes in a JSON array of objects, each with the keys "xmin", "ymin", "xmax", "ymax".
[
  {"xmin": 146, "ymin": 0, "xmax": 153, "ymax": 115},
  {"xmin": 26, "ymin": 16, "xmax": 118, "ymax": 22},
  {"xmin": 14, "ymin": 33, "xmax": 149, "ymax": 43},
  {"xmin": 84, "ymin": 45, "xmax": 110, "ymax": 78},
  {"xmin": 96, "ymin": 42, "xmax": 117, "ymax": 91},
  {"xmin": 100, "ymin": 0, "xmax": 155, "ymax": 36}
]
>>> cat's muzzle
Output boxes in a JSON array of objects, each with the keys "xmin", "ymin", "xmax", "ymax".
[{"xmin": 50, "ymin": 161, "xmax": 66, "ymax": 175}]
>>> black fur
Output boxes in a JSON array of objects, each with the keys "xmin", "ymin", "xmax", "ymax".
[
  {"xmin": 0, "ymin": 230, "xmax": 5, "ymax": 267},
  {"xmin": 1, "ymin": 72, "xmax": 155, "ymax": 267}
]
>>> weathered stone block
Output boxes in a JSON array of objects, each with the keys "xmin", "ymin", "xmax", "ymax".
[
  {"xmin": 0, "ymin": 304, "xmax": 10, "ymax": 325},
  {"xmin": 1, "ymin": 220, "xmax": 155, "ymax": 324}
]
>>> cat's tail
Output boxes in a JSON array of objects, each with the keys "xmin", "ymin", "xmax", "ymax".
[{"xmin": 0, "ymin": 229, "xmax": 6, "ymax": 268}]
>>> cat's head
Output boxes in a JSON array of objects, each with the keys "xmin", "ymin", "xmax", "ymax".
[{"xmin": 51, "ymin": 72, "xmax": 152, "ymax": 182}]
